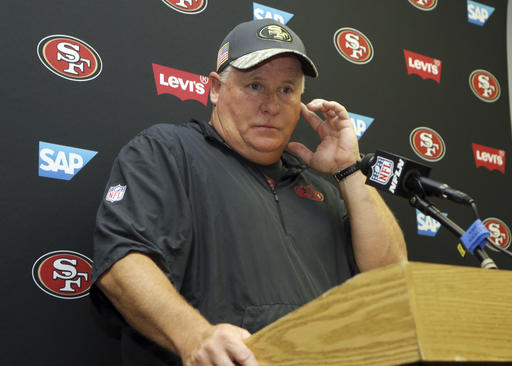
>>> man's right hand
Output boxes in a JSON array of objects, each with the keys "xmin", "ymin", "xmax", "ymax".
[{"xmin": 181, "ymin": 323, "xmax": 259, "ymax": 366}]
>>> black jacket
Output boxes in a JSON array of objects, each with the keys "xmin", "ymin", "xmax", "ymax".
[{"xmin": 91, "ymin": 120, "xmax": 358, "ymax": 365}]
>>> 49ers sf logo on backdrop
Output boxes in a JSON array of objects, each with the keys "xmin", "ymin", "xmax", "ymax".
[
  {"xmin": 483, "ymin": 218, "xmax": 511, "ymax": 252},
  {"xmin": 32, "ymin": 250, "xmax": 92, "ymax": 299},
  {"xmin": 409, "ymin": 126, "xmax": 446, "ymax": 162},
  {"xmin": 469, "ymin": 69, "xmax": 501, "ymax": 103},
  {"xmin": 161, "ymin": 0, "xmax": 207, "ymax": 14},
  {"xmin": 37, "ymin": 35, "xmax": 102, "ymax": 81},
  {"xmin": 333, "ymin": 27, "xmax": 373, "ymax": 65},
  {"xmin": 408, "ymin": 0, "xmax": 437, "ymax": 11}
]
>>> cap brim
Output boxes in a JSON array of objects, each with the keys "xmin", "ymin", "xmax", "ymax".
[{"xmin": 230, "ymin": 48, "xmax": 318, "ymax": 77}]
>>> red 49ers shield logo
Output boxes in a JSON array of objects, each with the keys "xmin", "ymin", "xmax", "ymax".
[
  {"xmin": 333, "ymin": 27, "xmax": 373, "ymax": 65},
  {"xmin": 37, "ymin": 35, "xmax": 102, "ymax": 81},
  {"xmin": 408, "ymin": 0, "xmax": 437, "ymax": 11},
  {"xmin": 32, "ymin": 250, "xmax": 93, "ymax": 299},
  {"xmin": 161, "ymin": 0, "xmax": 207, "ymax": 14},
  {"xmin": 483, "ymin": 218, "xmax": 511, "ymax": 252},
  {"xmin": 469, "ymin": 69, "xmax": 501, "ymax": 103},
  {"xmin": 409, "ymin": 126, "xmax": 446, "ymax": 162}
]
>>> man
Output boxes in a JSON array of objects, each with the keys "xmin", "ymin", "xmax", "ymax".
[{"xmin": 91, "ymin": 19, "xmax": 407, "ymax": 366}]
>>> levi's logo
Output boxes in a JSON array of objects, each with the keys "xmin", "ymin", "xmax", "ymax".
[
  {"xmin": 472, "ymin": 143, "xmax": 506, "ymax": 173},
  {"xmin": 153, "ymin": 63, "xmax": 210, "ymax": 106},
  {"xmin": 404, "ymin": 49, "xmax": 442, "ymax": 83}
]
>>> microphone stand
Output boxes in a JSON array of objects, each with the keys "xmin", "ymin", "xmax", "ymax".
[{"xmin": 409, "ymin": 194, "xmax": 498, "ymax": 270}]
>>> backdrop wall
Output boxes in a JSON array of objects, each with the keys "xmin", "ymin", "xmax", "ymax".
[{"xmin": 2, "ymin": 1, "xmax": 511, "ymax": 365}]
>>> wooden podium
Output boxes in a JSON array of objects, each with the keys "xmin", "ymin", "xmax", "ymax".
[{"xmin": 245, "ymin": 261, "xmax": 512, "ymax": 365}]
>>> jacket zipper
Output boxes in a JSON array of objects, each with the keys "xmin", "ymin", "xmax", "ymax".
[{"xmin": 265, "ymin": 177, "xmax": 287, "ymax": 231}]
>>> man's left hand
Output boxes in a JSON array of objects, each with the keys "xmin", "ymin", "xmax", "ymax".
[{"xmin": 288, "ymin": 99, "xmax": 359, "ymax": 174}]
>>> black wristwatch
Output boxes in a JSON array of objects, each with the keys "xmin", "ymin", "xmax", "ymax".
[{"xmin": 333, "ymin": 162, "xmax": 360, "ymax": 182}]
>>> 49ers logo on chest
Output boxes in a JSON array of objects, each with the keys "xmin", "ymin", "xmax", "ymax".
[
  {"xmin": 409, "ymin": 127, "xmax": 446, "ymax": 162},
  {"xmin": 333, "ymin": 27, "xmax": 373, "ymax": 65},
  {"xmin": 32, "ymin": 250, "xmax": 92, "ymax": 299},
  {"xmin": 483, "ymin": 218, "xmax": 511, "ymax": 252},
  {"xmin": 161, "ymin": 0, "xmax": 207, "ymax": 14},
  {"xmin": 37, "ymin": 35, "xmax": 102, "ymax": 81},
  {"xmin": 469, "ymin": 69, "xmax": 500, "ymax": 103}
]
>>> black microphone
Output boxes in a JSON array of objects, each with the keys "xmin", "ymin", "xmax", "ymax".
[
  {"xmin": 407, "ymin": 176, "xmax": 474, "ymax": 204},
  {"xmin": 359, "ymin": 150, "xmax": 474, "ymax": 204}
]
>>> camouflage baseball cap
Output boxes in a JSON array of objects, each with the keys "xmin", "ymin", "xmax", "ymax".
[{"xmin": 216, "ymin": 19, "xmax": 318, "ymax": 77}]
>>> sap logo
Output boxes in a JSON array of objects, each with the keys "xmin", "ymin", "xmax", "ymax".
[
  {"xmin": 253, "ymin": 2, "xmax": 293, "ymax": 24},
  {"xmin": 417, "ymin": 209, "xmax": 446, "ymax": 237},
  {"xmin": 348, "ymin": 112, "xmax": 374, "ymax": 140},
  {"xmin": 467, "ymin": 0, "xmax": 494, "ymax": 26},
  {"xmin": 39, "ymin": 141, "xmax": 97, "ymax": 181}
]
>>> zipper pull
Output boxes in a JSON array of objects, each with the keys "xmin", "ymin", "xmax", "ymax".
[{"xmin": 265, "ymin": 178, "xmax": 279, "ymax": 202}]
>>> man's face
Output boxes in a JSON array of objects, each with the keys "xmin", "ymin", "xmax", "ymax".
[{"xmin": 209, "ymin": 55, "xmax": 304, "ymax": 165}]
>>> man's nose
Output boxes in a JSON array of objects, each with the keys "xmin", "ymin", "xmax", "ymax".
[{"xmin": 261, "ymin": 92, "xmax": 280, "ymax": 115}]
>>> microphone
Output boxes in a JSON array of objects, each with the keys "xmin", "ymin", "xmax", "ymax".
[
  {"xmin": 407, "ymin": 176, "xmax": 474, "ymax": 204},
  {"xmin": 359, "ymin": 150, "xmax": 474, "ymax": 204}
]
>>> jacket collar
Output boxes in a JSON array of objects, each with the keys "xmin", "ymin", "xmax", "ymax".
[{"xmin": 192, "ymin": 119, "xmax": 307, "ymax": 175}]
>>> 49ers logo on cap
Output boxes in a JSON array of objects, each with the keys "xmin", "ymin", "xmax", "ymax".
[
  {"xmin": 483, "ymin": 218, "xmax": 511, "ymax": 252},
  {"xmin": 408, "ymin": 0, "xmax": 437, "ymax": 11},
  {"xmin": 469, "ymin": 69, "xmax": 500, "ymax": 103},
  {"xmin": 32, "ymin": 250, "xmax": 92, "ymax": 299},
  {"xmin": 161, "ymin": 0, "xmax": 207, "ymax": 14},
  {"xmin": 333, "ymin": 27, "xmax": 373, "ymax": 65},
  {"xmin": 37, "ymin": 35, "xmax": 102, "ymax": 81},
  {"xmin": 259, "ymin": 25, "xmax": 292, "ymax": 42},
  {"xmin": 409, "ymin": 127, "xmax": 446, "ymax": 162}
]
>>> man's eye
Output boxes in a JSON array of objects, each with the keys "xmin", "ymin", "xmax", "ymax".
[
  {"xmin": 250, "ymin": 83, "xmax": 259, "ymax": 90},
  {"xmin": 282, "ymin": 87, "xmax": 291, "ymax": 94}
]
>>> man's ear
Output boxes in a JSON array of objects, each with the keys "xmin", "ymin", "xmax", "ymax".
[{"xmin": 209, "ymin": 71, "xmax": 221, "ymax": 106}]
